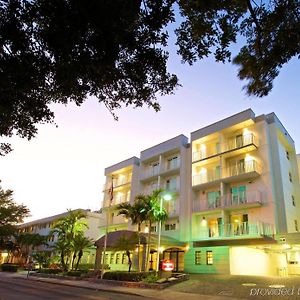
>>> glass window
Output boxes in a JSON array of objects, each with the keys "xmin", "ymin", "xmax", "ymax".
[
  {"xmin": 166, "ymin": 177, "xmax": 177, "ymax": 192},
  {"xmin": 122, "ymin": 253, "xmax": 127, "ymax": 264},
  {"xmin": 195, "ymin": 251, "xmax": 201, "ymax": 265},
  {"xmin": 152, "ymin": 162, "xmax": 159, "ymax": 176},
  {"xmin": 236, "ymin": 134, "xmax": 243, "ymax": 148},
  {"xmin": 110, "ymin": 253, "xmax": 114, "ymax": 264},
  {"xmin": 231, "ymin": 186, "xmax": 246, "ymax": 204},
  {"xmin": 167, "ymin": 156, "xmax": 179, "ymax": 169},
  {"xmin": 206, "ymin": 251, "xmax": 213, "ymax": 265},
  {"xmin": 115, "ymin": 253, "xmax": 120, "ymax": 264},
  {"xmin": 286, "ymin": 151, "xmax": 290, "ymax": 160},
  {"xmin": 292, "ymin": 195, "xmax": 296, "ymax": 207},
  {"xmin": 207, "ymin": 191, "xmax": 221, "ymax": 208},
  {"xmin": 165, "ymin": 224, "xmax": 176, "ymax": 231},
  {"xmin": 295, "ymin": 220, "xmax": 299, "ymax": 232},
  {"xmin": 150, "ymin": 226, "xmax": 157, "ymax": 232}
]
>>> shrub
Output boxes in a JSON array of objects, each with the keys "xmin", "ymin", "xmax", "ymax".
[
  {"xmin": 38, "ymin": 268, "xmax": 62, "ymax": 274},
  {"xmin": 103, "ymin": 271, "xmax": 155, "ymax": 282},
  {"xmin": 66, "ymin": 271, "xmax": 82, "ymax": 277},
  {"xmin": 1, "ymin": 263, "xmax": 18, "ymax": 272},
  {"xmin": 142, "ymin": 274, "xmax": 159, "ymax": 283},
  {"xmin": 76, "ymin": 263, "xmax": 95, "ymax": 271}
]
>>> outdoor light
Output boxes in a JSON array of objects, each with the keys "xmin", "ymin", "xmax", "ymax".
[
  {"xmin": 156, "ymin": 191, "xmax": 172, "ymax": 272},
  {"xmin": 144, "ymin": 226, "xmax": 149, "ymax": 233},
  {"xmin": 201, "ymin": 216, "xmax": 207, "ymax": 226}
]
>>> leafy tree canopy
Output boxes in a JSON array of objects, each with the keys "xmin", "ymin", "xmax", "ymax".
[
  {"xmin": 1, "ymin": 0, "xmax": 299, "ymax": 154},
  {"xmin": 0, "ymin": 181, "xmax": 30, "ymax": 247}
]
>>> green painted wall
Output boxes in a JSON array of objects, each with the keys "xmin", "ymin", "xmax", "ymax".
[{"xmin": 184, "ymin": 246, "xmax": 230, "ymax": 274}]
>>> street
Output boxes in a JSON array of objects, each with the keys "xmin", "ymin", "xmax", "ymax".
[{"xmin": 0, "ymin": 277, "xmax": 155, "ymax": 300}]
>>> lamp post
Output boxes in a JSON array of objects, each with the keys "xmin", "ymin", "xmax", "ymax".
[{"xmin": 156, "ymin": 192, "xmax": 172, "ymax": 272}]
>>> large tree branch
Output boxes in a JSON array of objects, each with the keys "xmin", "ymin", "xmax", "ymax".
[{"xmin": 246, "ymin": 0, "xmax": 263, "ymax": 57}]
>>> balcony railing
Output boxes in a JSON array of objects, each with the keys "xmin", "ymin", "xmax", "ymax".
[
  {"xmin": 192, "ymin": 190, "xmax": 262, "ymax": 212},
  {"xmin": 103, "ymin": 176, "xmax": 132, "ymax": 190},
  {"xmin": 102, "ymin": 194, "xmax": 129, "ymax": 208},
  {"xmin": 162, "ymin": 159, "xmax": 180, "ymax": 173},
  {"xmin": 225, "ymin": 160, "xmax": 260, "ymax": 177},
  {"xmin": 192, "ymin": 169, "xmax": 221, "ymax": 186},
  {"xmin": 193, "ymin": 221, "xmax": 274, "ymax": 240},
  {"xmin": 223, "ymin": 133, "xmax": 257, "ymax": 152},
  {"xmin": 192, "ymin": 133, "xmax": 257, "ymax": 162},
  {"xmin": 192, "ymin": 160, "xmax": 261, "ymax": 187}
]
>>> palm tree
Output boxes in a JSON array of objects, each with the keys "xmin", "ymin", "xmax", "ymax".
[
  {"xmin": 72, "ymin": 235, "xmax": 94, "ymax": 270},
  {"xmin": 113, "ymin": 233, "xmax": 138, "ymax": 272},
  {"xmin": 117, "ymin": 200, "xmax": 147, "ymax": 272},
  {"xmin": 51, "ymin": 210, "xmax": 88, "ymax": 271},
  {"xmin": 138, "ymin": 189, "xmax": 168, "ymax": 271}
]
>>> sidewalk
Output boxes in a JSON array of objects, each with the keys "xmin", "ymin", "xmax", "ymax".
[{"xmin": 2, "ymin": 271, "xmax": 243, "ymax": 300}]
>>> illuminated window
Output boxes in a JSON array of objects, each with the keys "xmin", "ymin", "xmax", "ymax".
[
  {"xmin": 195, "ymin": 251, "xmax": 201, "ymax": 265},
  {"xmin": 110, "ymin": 254, "xmax": 114, "ymax": 264},
  {"xmin": 292, "ymin": 195, "xmax": 296, "ymax": 207},
  {"xmin": 295, "ymin": 220, "xmax": 299, "ymax": 232},
  {"xmin": 206, "ymin": 251, "xmax": 213, "ymax": 265},
  {"xmin": 150, "ymin": 226, "xmax": 157, "ymax": 232},
  {"xmin": 122, "ymin": 253, "xmax": 127, "ymax": 264},
  {"xmin": 105, "ymin": 254, "xmax": 109, "ymax": 264},
  {"xmin": 165, "ymin": 224, "xmax": 176, "ymax": 231},
  {"xmin": 115, "ymin": 253, "xmax": 120, "ymax": 264}
]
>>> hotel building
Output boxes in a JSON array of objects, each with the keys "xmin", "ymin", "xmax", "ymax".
[{"xmin": 100, "ymin": 109, "xmax": 300, "ymax": 276}]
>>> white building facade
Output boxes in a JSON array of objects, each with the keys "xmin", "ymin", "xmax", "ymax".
[{"xmin": 101, "ymin": 109, "xmax": 300, "ymax": 276}]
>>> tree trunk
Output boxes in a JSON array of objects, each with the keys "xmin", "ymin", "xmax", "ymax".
[
  {"xmin": 145, "ymin": 221, "xmax": 152, "ymax": 271},
  {"xmin": 75, "ymin": 250, "xmax": 83, "ymax": 271},
  {"xmin": 126, "ymin": 250, "xmax": 132, "ymax": 272},
  {"xmin": 137, "ymin": 223, "xmax": 141, "ymax": 272},
  {"xmin": 71, "ymin": 252, "xmax": 77, "ymax": 270}
]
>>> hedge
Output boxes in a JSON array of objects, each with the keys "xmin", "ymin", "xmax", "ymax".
[
  {"xmin": 38, "ymin": 268, "xmax": 62, "ymax": 274},
  {"xmin": 103, "ymin": 271, "xmax": 155, "ymax": 282},
  {"xmin": 1, "ymin": 263, "xmax": 18, "ymax": 272}
]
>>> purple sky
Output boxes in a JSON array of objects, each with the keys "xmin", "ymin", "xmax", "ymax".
[{"xmin": 1, "ymin": 39, "xmax": 300, "ymax": 222}]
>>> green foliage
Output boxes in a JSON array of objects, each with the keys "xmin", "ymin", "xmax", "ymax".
[
  {"xmin": 0, "ymin": 182, "xmax": 30, "ymax": 249},
  {"xmin": 50, "ymin": 209, "xmax": 92, "ymax": 272},
  {"xmin": 0, "ymin": 0, "xmax": 177, "ymax": 155},
  {"xmin": 103, "ymin": 271, "xmax": 155, "ymax": 282},
  {"xmin": 32, "ymin": 251, "xmax": 51, "ymax": 269},
  {"xmin": 0, "ymin": 263, "xmax": 19, "ymax": 272},
  {"xmin": 38, "ymin": 268, "xmax": 62, "ymax": 274},
  {"xmin": 1, "ymin": 1, "xmax": 299, "ymax": 153},
  {"xmin": 142, "ymin": 273, "xmax": 159, "ymax": 283}
]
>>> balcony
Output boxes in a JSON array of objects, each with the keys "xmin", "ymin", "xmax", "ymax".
[
  {"xmin": 192, "ymin": 221, "xmax": 274, "ymax": 241},
  {"xmin": 103, "ymin": 175, "xmax": 132, "ymax": 191},
  {"xmin": 192, "ymin": 168, "xmax": 221, "ymax": 189},
  {"xmin": 192, "ymin": 190, "xmax": 262, "ymax": 213},
  {"xmin": 102, "ymin": 194, "xmax": 129, "ymax": 208},
  {"xmin": 160, "ymin": 159, "xmax": 181, "ymax": 177},
  {"xmin": 192, "ymin": 133, "xmax": 257, "ymax": 162},
  {"xmin": 222, "ymin": 160, "xmax": 261, "ymax": 183}
]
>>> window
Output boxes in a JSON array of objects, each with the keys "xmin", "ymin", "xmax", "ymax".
[
  {"xmin": 195, "ymin": 251, "xmax": 201, "ymax": 265},
  {"xmin": 207, "ymin": 191, "xmax": 221, "ymax": 208},
  {"xmin": 166, "ymin": 177, "xmax": 177, "ymax": 192},
  {"xmin": 165, "ymin": 223, "xmax": 176, "ymax": 231},
  {"xmin": 292, "ymin": 195, "xmax": 296, "ymax": 207},
  {"xmin": 295, "ymin": 220, "xmax": 299, "ymax": 232},
  {"xmin": 289, "ymin": 172, "xmax": 293, "ymax": 183},
  {"xmin": 286, "ymin": 151, "xmax": 290, "ymax": 160},
  {"xmin": 150, "ymin": 226, "xmax": 157, "ymax": 232},
  {"xmin": 115, "ymin": 253, "xmax": 120, "ymax": 264},
  {"xmin": 167, "ymin": 156, "xmax": 179, "ymax": 170},
  {"xmin": 110, "ymin": 254, "xmax": 114, "ymax": 264},
  {"xmin": 231, "ymin": 186, "xmax": 246, "ymax": 205},
  {"xmin": 122, "ymin": 253, "xmax": 127, "ymax": 264},
  {"xmin": 151, "ymin": 162, "xmax": 159, "ymax": 176},
  {"xmin": 105, "ymin": 254, "xmax": 109, "ymax": 264},
  {"xmin": 206, "ymin": 251, "xmax": 213, "ymax": 265},
  {"xmin": 236, "ymin": 134, "xmax": 243, "ymax": 148}
]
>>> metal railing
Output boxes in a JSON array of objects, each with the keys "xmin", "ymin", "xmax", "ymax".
[
  {"xmin": 192, "ymin": 133, "xmax": 257, "ymax": 162},
  {"xmin": 224, "ymin": 160, "xmax": 261, "ymax": 177},
  {"xmin": 192, "ymin": 169, "xmax": 221, "ymax": 186},
  {"xmin": 192, "ymin": 190, "xmax": 262, "ymax": 212},
  {"xmin": 194, "ymin": 221, "xmax": 274, "ymax": 239}
]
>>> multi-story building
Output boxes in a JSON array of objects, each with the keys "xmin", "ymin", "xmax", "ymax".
[
  {"xmin": 18, "ymin": 209, "xmax": 104, "ymax": 265},
  {"xmin": 99, "ymin": 109, "xmax": 300, "ymax": 276}
]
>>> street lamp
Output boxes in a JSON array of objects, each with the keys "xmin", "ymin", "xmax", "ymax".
[{"xmin": 156, "ymin": 192, "xmax": 172, "ymax": 272}]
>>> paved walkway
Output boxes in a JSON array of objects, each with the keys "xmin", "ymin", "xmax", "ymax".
[{"xmin": 0, "ymin": 271, "xmax": 242, "ymax": 300}]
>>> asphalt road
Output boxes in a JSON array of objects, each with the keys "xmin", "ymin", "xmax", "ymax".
[{"xmin": 0, "ymin": 277, "xmax": 155, "ymax": 300}]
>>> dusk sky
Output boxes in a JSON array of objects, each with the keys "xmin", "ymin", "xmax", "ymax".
[{"xmin": 1, "ymin": 27, "xmax": 300, "ymax": 222}]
